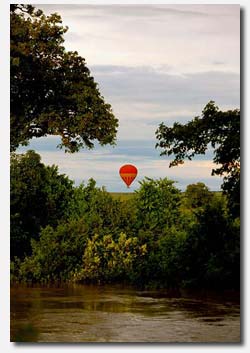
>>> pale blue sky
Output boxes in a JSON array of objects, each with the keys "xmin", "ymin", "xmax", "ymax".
[{"xmin": 18, "ymin": 4, "xmax": 240, "ymax": 192}]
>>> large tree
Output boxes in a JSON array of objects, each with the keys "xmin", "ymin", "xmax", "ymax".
[
  {"xmin": 155, "ymin": 101, "xmax": 240, "ymax": 217},
  {"xmin": 10, "ymin": 150, "xmax": 74, "ymax": 258},
  {"xmin": 10, "ymin": 4, "xmax": 118, "ymax": 152}
]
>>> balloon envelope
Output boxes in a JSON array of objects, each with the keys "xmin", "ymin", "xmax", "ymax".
[{"xmin": 119, "ymin": 164, "xmax": 138, "ymax": 187}]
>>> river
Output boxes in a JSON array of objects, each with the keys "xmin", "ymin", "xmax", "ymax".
[{"xmin": 10, "ymin": 284, "xmax": 240, "ymax": 343}]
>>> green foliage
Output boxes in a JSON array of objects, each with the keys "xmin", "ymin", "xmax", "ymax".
[
  {"xmin": 179, "ymin": 183, "xmax": 214, "ymax": 227},
  {"xmin": 134, "ymin": 177, "xmax": 181, "ymax": 234},
  {"xmin": 182, "ymin": 182, "xmax": 212, "ymax": 210},
  {"xmin": 19, "ymin": 218, "xmax": 88, "ymax": 282},
  {"xmin": 11, "ymin": 159, "xmax": 239, "ymax": 290},
  {"xmin": 10, "ymin": 4, "xmax": 118, "ymax": 152},
  {"xmin": 123, "ymin": 177, "xmax": 185, "ymax": 287},
  {"xmin": 10, "ymin": 150, "xmax": 74, "ymax": 258},
  {"xmin": 179, "ymin": 193, "xmax": 240, "ymax": 289},
  {"xmin": 67, "ymin": 179, "xmax": 137, "ymax": 237},
  {"xmin": 10, "ymin": 7, "xmax": 240, "ymax": 291},
  {"xmin": 156, "ymin": 229, "xmax": 187, "ymax": 288},
  {"xmin": 74, "ymin": 233, "xmax": 147, "ymax": 283},
  {"xmin": 156, "ymin": 101, "xmax": 240, "ymax": 217}
]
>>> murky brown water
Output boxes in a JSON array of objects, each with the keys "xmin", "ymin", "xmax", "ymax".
[{"xmin": 10, "ymin": 284, "xmax": 240, "ymax": 343}]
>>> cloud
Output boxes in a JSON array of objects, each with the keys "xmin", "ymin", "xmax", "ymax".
[
  {"xmin": 88, "ymin": 65, "xmax": 240, "ymax": 140},
  {"xmin": 29, "ymin": 149, "xmax": 222, "ymax": 192},
  {"xmin": 92, "ymin": 65, "xmax": 240, "ymax": 106},
  {"xmin": 18, "ymin": 137, "xmax": 221, "ymax": 192},
  {"xmin": 39, "ymin": 4, "xmax": 209, "ymax": 20},
  {"xmin": 15, "ymin": 4, "xmax": 239, "ymax": 193},
  {"xmin": 39, "ymin": 4, "xmax": 240, "ymax": 72}
]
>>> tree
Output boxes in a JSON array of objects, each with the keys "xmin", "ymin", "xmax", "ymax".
[
  {"xmin": 18, "ymin": 219, "xmax": 89, "ymax": 282},
  {"xmin": 179, "ymin": 193, "xmax": 240, "ymax": 289},
  {"xmin": 134, "ymin": 177, "xmax": 181, "ymax": 234},
  {"xmin": 10, "ymin": 4, "xmax": 118, "ymax": 152},
  {"xmin": 67, "ymin": 179, "xmax": 137, "ymax": 237},
  {"xmin": 10, "ymin": 150, "xmax": 74, "ymax": 258},
  {"xmin": 183, "ymin": 182, "xmax": 212, "ymax": 210},
  {"xmin": 156, "ymin": 101, "xmax": 240, "ymax": 217}
]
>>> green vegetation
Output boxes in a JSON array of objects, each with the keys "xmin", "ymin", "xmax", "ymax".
[
  {"xmin": 156, "ymin": 101, "xmax": 240, "ymax": 218},
  {"xmin": 10, "ymin": 5, "xmax": 239, "ymax": 291},
  {"xmin": 10, "ymin": 151, "xmax": 74, "ymax": 259},
  {"xmin": 10, "ymin": 5, "xmax": 118, "ymax": 152},
  {"xmin": 11, "ymin": 151, "xmax": 240, "ymax": 290},
  {"xmin": 110, "ymin": 193, "xmax": 135, "ymax": 201}
]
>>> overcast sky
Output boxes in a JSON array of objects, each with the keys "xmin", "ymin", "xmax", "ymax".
[{"xmin": 20, "ymin": 4, "xmax": 240, "ymax": 192}]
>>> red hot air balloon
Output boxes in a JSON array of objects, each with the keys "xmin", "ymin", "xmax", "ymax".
[{"xmin": 119, "ymin": 164, "xmax": 138, "ymax": 188}]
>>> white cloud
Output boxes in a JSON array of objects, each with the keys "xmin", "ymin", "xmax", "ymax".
[
  {"xmin": 39, "ymin": 4, "xmax": 240, "ymax": 74},
  {"xmin": 19, "ymin": 139, "xmax": 221, "ymax": 192},
  {"xmin": 17, "ymin": 4, "xmax": 239, "ymax": 192},
  {"xmin": 90, "ymin": 65, "xmax": 240, "ymax": 141}
]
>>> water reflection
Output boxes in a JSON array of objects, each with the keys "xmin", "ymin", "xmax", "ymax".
[{"xmin": 11, "ymin": 284, "xmax": 240, "ymax": 343}]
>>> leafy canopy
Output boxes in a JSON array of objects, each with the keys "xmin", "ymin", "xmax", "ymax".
[
  {"xmin": 10, "ymin": 4, "xmax": 118, "ymax": 152},
  {"xmin": 134, "ymin": 177, "xmax": 181, "ymax": 233},
  {"xmin": 155, "ymin": 101, "xmax": 240, "ymax": 216},
  {"xmin": 11, "ymin": 172, "xmax": 240, "ymax": 289},
  {"xmin": 10, "ymin": 150, "xmax": 74, "ymax": 258}
]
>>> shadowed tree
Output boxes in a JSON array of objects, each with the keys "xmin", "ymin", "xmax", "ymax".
[
  {"xmin": 10, "ymin": 4, "xmax": 118, "ymax": 152},
  {"xmin": 183, "ymin": 182, "xmax": 212, "ymax": 210},
  {"xmin": 10, "ymin": 150, "xmax": 74, "ymax": 258},
  {"xmin": 156, "ymin": 101, "xmax": 240, "ymax": 217}
]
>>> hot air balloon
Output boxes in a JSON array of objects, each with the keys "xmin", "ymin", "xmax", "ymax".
[{"xmin": 119, "ymin": 164, "xmax": 138, "ymax": 188}]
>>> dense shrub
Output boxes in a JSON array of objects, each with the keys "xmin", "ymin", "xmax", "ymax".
[
  {"xmin": 178, "ymin": 193, "xmax": 240, "ymax": 289},
  {"xmin": 18, "ymin": 218, "xmax": 89, "ymax": 282},
  {"xmin": 74, "ymin": 233, "xmax": 147, "ymax": 283},
  {"xmin": 68, "ymin": 179, "xmax": 137, "ymax": 238}
]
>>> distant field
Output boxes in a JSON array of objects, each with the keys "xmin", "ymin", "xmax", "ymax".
[
  {"xmin": 110, "ymin": 192, "xmax": 135, "ymax": 201},
  {"xmin": 110, "ymin": 190, "xmax": 221, "ymax": 202}
]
